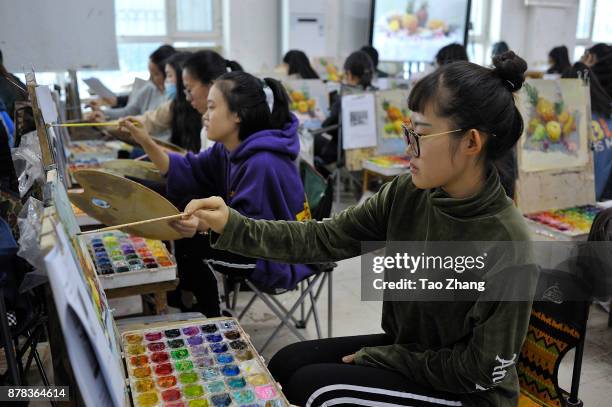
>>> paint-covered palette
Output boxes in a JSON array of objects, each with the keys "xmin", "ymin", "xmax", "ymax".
[
  {"xmin": 122, "ymin": 318, "xmax": 289, "ymax": 407},
  {"xmin": 81, "ymin": 230, "xmax": 176, "ymax": 289},
  {"xmin": 524, "ymin": 205, "xmax": 602, "ymax": 238}
]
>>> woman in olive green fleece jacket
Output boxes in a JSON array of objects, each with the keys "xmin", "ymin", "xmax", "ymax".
[{"xmin": 174, "ymin": 51, "xmax": 534, "ymax": 407}]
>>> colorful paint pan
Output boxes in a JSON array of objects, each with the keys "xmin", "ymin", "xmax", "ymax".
[
  {"xmin": 182, "ymin": 326, "xmax": 199, "ymax": 336},
  {"xmin": 154, "ymin": 363, "xmax": 173, "ymax": 376},
  {"xmin": 122, "ymin": 319, "xmax": 288, "ymax": 406},
  {"xmin": 145, "ymin": 332, "xmax": 162, "ymax": 341},
  {"xmin": 85, "ymin": 230, "xmax": 176, "ymax": 277}
]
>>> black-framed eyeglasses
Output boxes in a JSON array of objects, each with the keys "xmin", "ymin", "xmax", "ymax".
[{"xmin": 402, "ymin": 123, "xmax": 465, "ymax": 158}]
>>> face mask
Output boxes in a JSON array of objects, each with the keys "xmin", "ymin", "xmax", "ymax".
[{"xmin": 164, "ymin": 82, "xmax": 177, "ymax": 99}]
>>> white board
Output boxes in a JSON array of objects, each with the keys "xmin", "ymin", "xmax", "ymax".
[{"xmin": 0, "ymin": 0, "xmax": 118, "ymax": 72}]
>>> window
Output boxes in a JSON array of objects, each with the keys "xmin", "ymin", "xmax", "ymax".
[
  {"xmin": 467, "ymin": 0, "xmax": 500, "ymax": 66},
  {"xmin": 575, "ymin": 0, "xmax": 611, "ymax": 60},
  {"xmin": 78, "ymin": 0, "xmax": 222, "ymax": 97}
]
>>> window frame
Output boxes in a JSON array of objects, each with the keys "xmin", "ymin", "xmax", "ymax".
[
  {"xmin": 115, "ymin": 0, "xmax": 223, "ymax": 49},
  {"xmin": 467, "ymin": 0, "xmax": 493, "ymax": 66},
  {"xmin": 575, "ymin": 0, "xmax": 606, "ymax": 54}
]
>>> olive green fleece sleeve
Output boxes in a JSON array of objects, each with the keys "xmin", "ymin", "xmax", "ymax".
[
  {"xmin": 211, "ymin": 178, "xmax": 399, "ymax": 263},
  {"xmin": 353, "ymin": 295, "xmax": 533, "ymax": 395}
]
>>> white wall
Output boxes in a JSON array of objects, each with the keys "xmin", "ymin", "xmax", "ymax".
[
  {"xmin": 338, "ymin": 0, "xmax": 371, "ymax": 60},
  {"xmin": 499, "ymin": 0, "xmax": 579, "ymax": 69},
  {"xmin": 223, "ymin": 0, "xmax": 280, "ymax": 73},
  {"xmin": 280, "ymin": 0, "xmax": 370, "ymax": 62},
  {"xmin": 221, "ymin": 0, "xmax": 582, "ymax": 73}
]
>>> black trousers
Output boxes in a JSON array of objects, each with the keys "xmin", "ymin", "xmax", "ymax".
[
  {"xmin": 268, "ymin": 334, "xmax": 463, "ymax": 407},
  {"xmin": 172, "ymin": 234, "xmax": 251, "ymax": 318}
]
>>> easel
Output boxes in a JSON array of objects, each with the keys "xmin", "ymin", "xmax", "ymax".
[
  {"xmin": 516, "ymin": 77, "xmax": 598, "ymax": 241},
  {"xmin": 0, "ymin": 72, "xmax": 56, "ymax": 401}
]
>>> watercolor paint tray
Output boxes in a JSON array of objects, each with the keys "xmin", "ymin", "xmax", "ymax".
[
  {"xmin": 69, "ymin": 140, "xmax": 122, "ymax": 161},
  {"xmin": 121, "ymin": 317, "xmax": 289, "ymax": 407},
  {"xmin": 79, "ymin": 230, "xmax": 177, "ymax": 290},
  {"xmin": 362, "ymin": 155, "xmax": 411, "ymax": 177},
  {"xmin": 524, "ymin": 205, "xmax": 602, "ymax": 240}
]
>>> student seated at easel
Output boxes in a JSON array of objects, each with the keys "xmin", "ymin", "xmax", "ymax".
[
  {"xmin": 176, "ymin": 51, "xmax": 536, "ymax": 407},
  {"xmin": 89, "ymin": 45, "xmax": 177, "ymax": 141},
  {"xmin": 279, "ymin": 50, "xmax": 320, "ymax": 79},
  {"xmin": 124, "ymin": 52, "xmax": 207, "ymax": 153},
  {"xmin": 315, "ymin": 50, "xmax": 377, "ymax": 173},
  {"xmin": 123, "ymin": 50, "xmax": 242, "ymax": 314},
  {"xmin": 119, "ymin": 71, "xmax": 315, "ymax": 317}
]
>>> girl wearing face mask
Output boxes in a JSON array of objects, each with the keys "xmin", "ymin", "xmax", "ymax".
[
  {"xmin": 90, "ymin": 45, "xmax": 176, "ymax": 140},
  {"xmin": 127, "ymin": 52, "xmax": 203, "ymax": 152},
  {"xmin": 176, "ymin": 52, "xmax": 536, "ymax": 407},
  {"xmin": 119, "ymin": 71, "xmax": 314, "ymax": 317}
]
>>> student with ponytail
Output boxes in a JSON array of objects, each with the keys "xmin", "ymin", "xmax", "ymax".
[
  {"xmin": 120, "ymin": 71, "xmax": 314, "ymax": 317},
  {"xmin": 119, "ymin": 50, "xmax": 243, "ymax": 313},
  {"xmin": 175, "ymin": 52, "xmax": 536, "ymax": 406}
]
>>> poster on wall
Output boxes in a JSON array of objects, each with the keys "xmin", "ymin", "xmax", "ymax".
[
  {"xmin": 370, "ymin": 0, "xmax": 471, "ymax": 62},
  {"xmin": 517, "ymin": 79, "xmax": 590, "ymax": 173},
  {"xmin": 375, "ymin": 89, "xmax": 410, "ymax": 155}
]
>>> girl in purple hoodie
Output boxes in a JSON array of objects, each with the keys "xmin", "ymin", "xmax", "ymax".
[{"xmin": 120, "ymin": 71, "xmax": 315, "ymax": 316}]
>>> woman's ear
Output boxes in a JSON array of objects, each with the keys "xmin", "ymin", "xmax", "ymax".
[
  {"xmin": 464, "ymin": 129, "xmax": 485, "ymax": 156},
  {"xmin": 232, "ymin": 112, "xmax": 241, "ymax": 124}
]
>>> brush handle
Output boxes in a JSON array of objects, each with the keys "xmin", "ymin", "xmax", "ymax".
[{"xmin": 78, "ymin": 213, "xmax": 186, "ymax": 235}]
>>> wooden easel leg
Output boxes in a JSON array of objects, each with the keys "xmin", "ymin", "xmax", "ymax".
[{"xmin": 154, "ymin": 292, "xmax": 168, "ymax": 315}]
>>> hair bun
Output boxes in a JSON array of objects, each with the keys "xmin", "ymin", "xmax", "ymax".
[{"xmin": 492, "ymin": 51, "xmax": 528, "ymax": 92}]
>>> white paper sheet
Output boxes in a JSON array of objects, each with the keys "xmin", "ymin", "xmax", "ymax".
[
  {"xmin": 84, "ymin": 77, "xmax": 117, "ymax": 99},
  {"xmin": 341, "ymin": 93, "xmax": 377, "ymax": 150},
  {"xmin": 34, "ymin": 85, "xmax": 58, "ymax": 124},
  {"xmin": 44, "ymin": 223, "xmax": 127, "ymax": 407}
]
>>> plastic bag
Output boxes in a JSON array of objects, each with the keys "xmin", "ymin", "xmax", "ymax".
[
  {"xmin": 11, "ymin": 131, "xmax": 44, "ymax": 198},
  {"xmin": 16, "ymin": 196, "xmax": 44, "ymax": 271}
]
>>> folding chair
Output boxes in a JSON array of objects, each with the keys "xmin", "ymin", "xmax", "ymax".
[{"xmin": 222, "ymin": 160, "xmax": 336, "ymax": 353}]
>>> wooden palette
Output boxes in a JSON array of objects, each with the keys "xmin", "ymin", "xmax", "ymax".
[
  {"xmin": 68, "ymin": 169, "xmax": 182, "ymax": 240},
  {"xmin": 99, "ymin": 159, "xmax": 165, "ymax": 183}
]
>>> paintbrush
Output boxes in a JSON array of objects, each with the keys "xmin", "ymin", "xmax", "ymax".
[
  {"xmin": 78, "ymin": 212, "xmax": 187, "ymax": 235},
  {"xmin": 47, "ymin": 119, "xmax": 143, "ymax": 128}
]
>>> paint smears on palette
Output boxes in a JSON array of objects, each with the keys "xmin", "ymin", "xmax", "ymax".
[
  {"xmin": 524, "ymin": 205, "xmax": 602, "ymax": 237},
  {"xmin": 122, "ymin": 318, "xmax": 289, "ymax": 407},
  {"xmin": 82, "ymin": 230, "xmax": 176, "ymax": 289}
]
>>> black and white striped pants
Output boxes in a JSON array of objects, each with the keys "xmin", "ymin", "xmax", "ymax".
[{"xmin": 268, "ymin": 334, "xmax": 463, "ymax": 407}]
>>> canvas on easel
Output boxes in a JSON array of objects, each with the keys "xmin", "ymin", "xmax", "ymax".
[
  {"xmin": 517, "ymin": 79, "xmax": 590, "ymax": 173},
  {"xmin": 25, "ymin": 73, "xmax": 54, "ymax": 169},
  {"xmin": 515, "ymin": 78, "xmax": 600, "ymax": 239},
  {"xmin": 284, "ymin": 79, "xmax": 330, "ymax": 121},
  {"xmin": 375, "ymin": 89, "xmax": 410, "ymax": 155}
]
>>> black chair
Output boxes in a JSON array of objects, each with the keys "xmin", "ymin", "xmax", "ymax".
[{"xmin": 517, "ymin": 208, "xmax": 612, "ymax": 407}]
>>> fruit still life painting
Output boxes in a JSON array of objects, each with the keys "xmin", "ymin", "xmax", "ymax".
[
  {"xmin": 518, "ymin": 79, "xmax": 590, "ymax": 172},
  {"xmin": 523, "ymin": 82, "xmax": 579, "ymax": 155},
  {"xmin": 286, "ymin": 86, "xmax": 317, "ymax": 115},
  {"xmin": 380, "ymin": 100, "xmax": 410, "ymax": 139},
  {"xmin": 375, "ymin": 0, "xmax": 459, "ymax": 41}
]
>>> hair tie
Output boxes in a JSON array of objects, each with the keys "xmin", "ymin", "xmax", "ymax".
[
  {"xmin": 262, "ymin": 81, "xmax": 274, "ymax": 113},
  {"xmin": 505, "ymin": 79, "xmax": 516, "ymax": 91}
]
